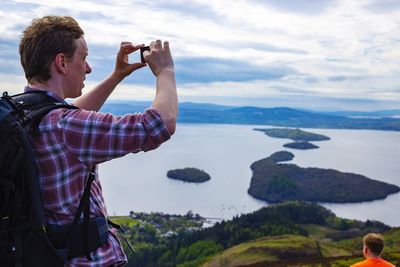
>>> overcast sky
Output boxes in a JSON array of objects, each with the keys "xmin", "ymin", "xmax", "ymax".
[{"xmin": 0, "ymin": 0, "xmax": 399, "ymax": 110}]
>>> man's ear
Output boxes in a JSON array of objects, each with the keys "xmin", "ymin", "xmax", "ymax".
[
  {"xmin": 54, "ymin": 53, "xmax": 67, "ymax": 74},
  {"xmin": 364, "ymin": 246, "xmax": 369, "ymax": 256}
]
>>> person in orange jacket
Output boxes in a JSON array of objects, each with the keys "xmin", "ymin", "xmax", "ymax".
[{"xmin": 351, "ymin": 233, "xmax": 395, "ymax": 267}]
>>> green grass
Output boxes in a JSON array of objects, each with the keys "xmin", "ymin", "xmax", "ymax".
[
  {"xmin": 384, "ymin": 228, "xmax": 400, "ymax": 252},
  {"xmin": 202, "ymin": 228, "xmax": 400, "ymax": 267},
  {"xmin": 108, "ymin": 215, "xmax": 139, "ymax": 228},
  {"xmin": 203, "ymin": 235, "xmax": 319, "ymax": 267},
  {"xmin": 319, "ymin": 242, "xmax": 353, "ymax": 258},
  {"xmin": 302, "ymin": 224, "xmax": 334, "ymax": 239},
  {"xmin": 384, "ymin": 252, "xmax": 400, "ymax": 266},
  {"xmin": 330, "ymin": 257, "xmax": 364, "ymax": 267}
]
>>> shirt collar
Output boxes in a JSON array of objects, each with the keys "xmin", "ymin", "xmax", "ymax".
[{"xmin": 24, "ymin": 86, "xmax": 69, "ymax": 105}]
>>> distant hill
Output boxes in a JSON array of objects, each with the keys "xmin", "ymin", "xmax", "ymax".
[
  {"xmin": 101, "ymin": 101, "xmax": 400, "ymax": 131},
  {"xmin": 181, "ymin": 201, "xmax": 398, "ymax": 267},
  {"xmin": 248, "ymin": 151, "xmax": 400, "ymax": 203},
  {"xmin": 320, "ymin": 109, "xmax": 400, "ymax": 118},
  {"xmin": 117, "ymin": 201, "xmax": 399, "ymax": 267}
]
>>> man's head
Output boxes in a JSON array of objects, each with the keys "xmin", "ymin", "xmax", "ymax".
[
  {"xmin": 363, "ymin": 233, "xmax": 385, "ymax": 258},
  {"xmin": 19, "ymin": 16, "xmax": 90, "ymax": 97}
]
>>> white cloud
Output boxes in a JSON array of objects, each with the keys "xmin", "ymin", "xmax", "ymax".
[
  {"xmin": 0, "ymin": 73, "xmax": 28, "ymax": 94},
  {"xmin": 0, "ymin": 0, "xmax": 399, "ymax": 110}
]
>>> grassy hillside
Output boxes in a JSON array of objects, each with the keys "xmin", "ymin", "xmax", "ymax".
[
  {"xmin": 203, "ymin": 235, "xmax": 320, "ymax": 267},
  {"xmin": 112, "ymin": 202, "xmax": 399, "ymax": 267},
  {"xmin": 203, "ymin": 228, "xmax": 400, "ymax": 267}
]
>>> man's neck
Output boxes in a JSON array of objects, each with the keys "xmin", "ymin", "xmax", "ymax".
[
  {"xmin": 366, "ymin": 254, "xmax": 381, "ymax": 260},
  {"xmin": 28, "ymin": 81, "xmax": 65, "ymax": 99}
]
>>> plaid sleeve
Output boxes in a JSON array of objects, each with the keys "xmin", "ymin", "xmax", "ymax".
[{"xmin": 55, "ymin": 108, "xmax": 171, "ymax": 166}]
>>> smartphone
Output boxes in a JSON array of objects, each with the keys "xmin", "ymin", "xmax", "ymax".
[{"xmin": 140, "ymin": 46, "xmax": 150, "ymax": 63}]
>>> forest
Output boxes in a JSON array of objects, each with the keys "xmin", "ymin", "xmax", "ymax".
[
  {"xmin": 111, "ymin": 201, "xmax": 399, "ymax": 267},
  {"xmin": 248, "ymin": 151, "xmax": 400, "ymax": 203}
]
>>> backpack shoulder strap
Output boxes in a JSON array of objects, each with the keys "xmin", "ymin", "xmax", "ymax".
[
  {"xmin": 3, "ymin": 91, "xmax": 78, "ymax": 133},
  {"xmin": 23, "ymin": 103, "xmax": 78, "ymax": 129}
]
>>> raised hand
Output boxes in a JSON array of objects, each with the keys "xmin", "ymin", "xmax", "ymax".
[
  {"xmin": 143, "ymin": 40, "xmax": 175, "ymax": 77},
  {"xmin": 113, "ymin": 42, "xmax": 146, "ymax": 80}
]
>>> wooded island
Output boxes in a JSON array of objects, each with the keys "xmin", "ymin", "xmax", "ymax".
[
  {"xmin": 248, "ymin": 151, "xmax": 400, "ymax": 203},
  {"xmin": 253, "ymin": 128, "xmax": 330, "ymax": 141},
  {"xmin": 254, "ymin": 128, "xmax": 329, "ymax": 150},
  {"xmin": 283, "ymin": 141, "xmax": 319, "ymax": 149},
  {"xmin": 167, "ymin": 168, "xmax": 211, "ymax": 183}
]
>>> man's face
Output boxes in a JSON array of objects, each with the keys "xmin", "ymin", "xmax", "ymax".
[{"xmin": 64, "ymin": 36, "xmax": 91, "ymax": 98}]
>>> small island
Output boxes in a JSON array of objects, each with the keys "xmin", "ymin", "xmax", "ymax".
[
  {"xmin": 167, "ymin": 168, "xmax": 211, "ymax": 183},
  {"xmin": 283, "ymin": 141, "xmax": 319, "ymax": 150},
  {"xmin": 248, "ymin": 151, "xmax": 400, "ymax": 203},
  {"xmin": 254, "ymin": 128, "xmax": 330, "ymax": 150},
  {"xmin": 253, "ymin": 128, "xmax": 330, "ymax": 142}
]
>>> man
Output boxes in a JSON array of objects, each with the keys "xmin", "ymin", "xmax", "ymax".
[
  {"xmin": 19, "ymin": 16, "xmax": 177, "ymax": 266},
  {"xmin": 350, "ymin": 233, "xmax": 395, "ymax": 267}
]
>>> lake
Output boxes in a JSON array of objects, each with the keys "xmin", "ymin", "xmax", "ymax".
[{"xmin": 100, "ymin": 123, "xmax": 400, "ymax": 227}]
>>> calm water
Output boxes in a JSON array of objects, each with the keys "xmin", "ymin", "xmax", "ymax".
[{"xmin": 100, "ymin": 124, "xmax": 400, "ymax": 226}]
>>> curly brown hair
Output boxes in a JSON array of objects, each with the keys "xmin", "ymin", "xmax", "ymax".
[{"xmin": 19, "ymin": 16, "xmax": 84, "ymax": 83}]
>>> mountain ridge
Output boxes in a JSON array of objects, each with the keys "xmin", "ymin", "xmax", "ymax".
[{"xmin": 101, "ymin": 101, "xmax": 400, "ymax": 131}]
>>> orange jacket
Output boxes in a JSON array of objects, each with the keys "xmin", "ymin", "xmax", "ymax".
[{"xmin": 351, "ymin": 257, "xmax": 395, "ymax": 267}]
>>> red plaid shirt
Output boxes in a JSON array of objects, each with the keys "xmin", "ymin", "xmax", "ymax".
[{"xmin": 27, "ymin": 88, "xmax": 171, "ymax": 266}]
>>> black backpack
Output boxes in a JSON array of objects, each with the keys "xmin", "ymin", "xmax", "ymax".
[{"xmin": 0, "ymin": 91, "xmax": 113, "ymax": 266}]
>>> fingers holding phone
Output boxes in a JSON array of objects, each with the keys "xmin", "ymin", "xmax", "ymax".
[{"xmin": 142, "ymin": 40, "xmax": 174, "ymax": 77}]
